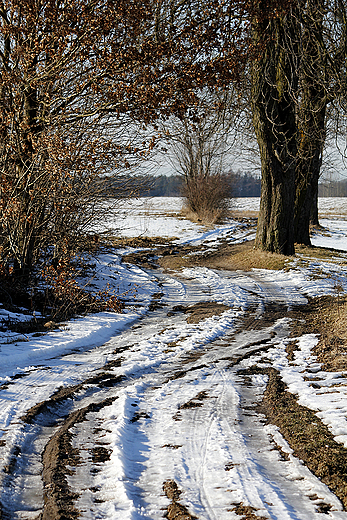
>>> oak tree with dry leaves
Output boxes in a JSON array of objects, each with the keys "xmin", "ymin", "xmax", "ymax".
[{"xmin": 0, "ymin": 0, "xmax": 250, "ymax": 288}]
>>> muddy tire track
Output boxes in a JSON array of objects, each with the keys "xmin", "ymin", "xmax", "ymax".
[
  {"xmin": 1, "ymin": 266, "xmax": 346, "ymax": 519},
  {"xmin": 41, "ymin": 397, "xmax": 118, "ymax": 520},
  {"xmin": 163, "ymin": 480, "xmax": 198, "ymax": 520}
]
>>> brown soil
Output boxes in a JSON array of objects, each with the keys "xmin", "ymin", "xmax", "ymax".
[
  {"xmin": 245, "ymin": 295, "xmax": 347, "ymax": 512},
  {"xmin": 41, "ymin": 397, "xmax": 117, "ymax": 520},
  {"xmin": 120, "ymin": 228, "xmax": 347, "ymax": 275},
  {"xmin": 22, "ymin": 372, "xmax": 125, "ymax": 424},
  {"xmin": 112, "ymin": 236, "xmax": 176, "ymax": 248},
  {"xmin": 8, "ymin": 223, "xmax": 347, "ymax": 518},
  {"xmin": 163, "ymin": 480, "xmax": 198, "ymax": 520},
  {"xmin": 260, "ymin": 367, "xmax": 347, "ymax": 510},
  {"xmin": 17, "ymin": 293, "xmax": 347, "ymax": 518},
  {"xmin": 228, "ymin": 503, "xmax": 267, "ymax": 519},
  {"xmin": 158, "ymin": 239, "xmax": 291, "ymax": 272},
  {"xmin": 168, "ymin": 302, "xmax": 231, "ymax": 324}
]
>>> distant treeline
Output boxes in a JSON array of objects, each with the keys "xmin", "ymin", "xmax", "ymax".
[
  {"xmin": 318, "ymin": 179, "xmax": 347, "ymax": 197},
  {"xmin": 145, "ymin": 175, "xmax": 347, "ymax": 197},
  {"xmin": 137, "ymin": 172, "xmax": 262, "ymax": 197},
  {"xmin": 105, "ymin": 174, "xmax": 347, "ymax": 198}
]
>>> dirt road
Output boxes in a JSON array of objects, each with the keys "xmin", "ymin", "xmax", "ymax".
[{"xmin": 0, "ymin": 250, "xmax": 346, "ymax": 519}]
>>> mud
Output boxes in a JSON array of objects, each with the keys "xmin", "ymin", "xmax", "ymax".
[
  {"xmin": 260, "ymin": 367, "xmax": 347, "ymax": 510},
  {"xmin": 240, "ymin": 303, "xmax": 291, "ymax": 331},
  {"xmin": 22, "ymin": 372, "xmax": 124, "ymax": 424},
  {"xmin": 179, "ymin": 390, "xmax": 209, "ymax": 409},
  {"xmin": 229, "ymin": 502, "xmax": 267, "ymax": 519},
  {"xmin": 163, "ymin": 480, "xmax": 198, "ymax": 520},
  {"xmin": 4, "ymin": 225, "xmax": 347, "ymax": 518},
  {"xmin": 168, "ymin": 301, "xmax": 231, "ymax": 324},
  {"xmin": 41, "ymin": 397, "xmax": 117, "ymax": 520}
]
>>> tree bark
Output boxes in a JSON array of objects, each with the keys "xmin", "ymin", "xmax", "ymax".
[
  {"xmin": 310, "ymin": 191, "xmax": 319, "ymax": 226},
  {"xmin": 294, "ymin": 0, "xmax": 326, "ymax": 244},
  {"xmin": 252, "ymin": 7, "xmax": 298, "ymax": 255},
  {"xmin": 294, "ymin": 109, "xmax": 325, "ymax": 244}
]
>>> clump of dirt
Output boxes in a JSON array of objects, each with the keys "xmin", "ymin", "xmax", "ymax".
[
  {"xmin": 148, "ymin": 291, "xmax": 167, "ymax": 311},
  {"xmin": 3, "ymin": 445, "xmax": 21, "ymax": 475},
  {"xmin": 131, "ymin": 411, "xmax": 150, "ymax": 423},
  {"xmin": 260, "ymin": 367, "xmax": 347, "ymax": 509},
  {"xmin": 179, "ymin": 391, "xmax": 209, "ymax": 409},
  {"xmin": 173, "ymin": 391, "xmax": 209, "ymax": 421},
  {"xmin": 285, "ymin": 340, "xmax": 299, "ymax": 362},
  {"xmin": 163, "ymin": 480, "xmax": 198, "ymax": 520},
  {"xmin": 228, "ymin": 502, "xmax": 267, "ymax": 519},
  {"xmin": 182, "ymin": 302, "xmax": 231, "ymax": 324},
  {"xmin": 91, "ymin": 446, "xmax": 112, "ymax": 463}
]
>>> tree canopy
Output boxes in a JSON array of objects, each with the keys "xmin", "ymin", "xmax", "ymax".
[{"xmin": 0, "ymin": 0, "xmax": 253, "ymax": 278}]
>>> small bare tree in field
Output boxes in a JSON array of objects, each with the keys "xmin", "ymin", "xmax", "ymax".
[{"xmin": 163, "ymin": 89, "xmax": 240, "ymax": 223}]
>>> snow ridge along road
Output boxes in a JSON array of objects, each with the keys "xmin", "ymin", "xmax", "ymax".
[{"xmin": 1, "ymin": 261, "xmax": 347, "ymax": 519}]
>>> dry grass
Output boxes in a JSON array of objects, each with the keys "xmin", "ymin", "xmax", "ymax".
[
  {"xmin": 292, "ymin": 295, "xmax": 347, "ymax": 372},
  {"xmin": 221, "ymin": 247, "xmax": 289, "ymax": 271},
  {"xmin": 159, "ymin": 240, "xmax": 290, "ymax": 272},
  {"xmin": 295, "ymin": 243, "xmax": 347, "ymax": 261},
  {"xmin": 111, "ymin": 236, "xmax": 175, "ymax": 248},
  {"xmin": 180, "ymin": 205, "xmax": 225, "ymax": 226},
  {"xmin": 260, "ymin": 367, "xmax": 347, "ymax": 511},
  {"xmin": 231, "ymin": 210, "xmax": 259, "ymax": 219}
]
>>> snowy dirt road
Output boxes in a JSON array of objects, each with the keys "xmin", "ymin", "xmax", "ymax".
[{"xmin": 0, "ymin": 264, "xmax": 346, "ymax": 520}]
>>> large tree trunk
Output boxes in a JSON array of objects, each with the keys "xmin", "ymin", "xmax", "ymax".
[
  {"xmin": 294, "ymin": 114, "xmax": 325, "ymax": 244},
  {"xmin": 294, "ymin": 0, "xmax": 326, "ymax": 244},
  {"xmin": 252, "ymin": 7, "xmax": 298, "ymax": 255},
  {"xmin": 310, "ymin": 190, "xmax": 319, "ymax": 226}
]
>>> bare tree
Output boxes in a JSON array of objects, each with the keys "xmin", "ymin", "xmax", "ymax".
[
  {"xmin": 162, "ymin": 88, "xmax": 241, "ymax": 222},
  {"xmin": 251, "ymin": 0, "xmax": 347, "ymax": 253},
  {"xmin": 251, "ymin": 1, "xmax": 298, "ymax": 255},
  {"xmin": 293, "ymin": 0, "xmax": 347, "ymax": 244}
]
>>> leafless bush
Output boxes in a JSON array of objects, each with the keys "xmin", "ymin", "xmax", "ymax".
[{"xmin": 182, "ymin": 174, "xmax": 231, "ymax": 224}]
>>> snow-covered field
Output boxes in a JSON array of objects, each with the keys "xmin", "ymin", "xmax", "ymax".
[
  {"xmin": 1, "ymin": 197, "xmax": 347, "ymax": 519},
  {"xmin": 102, "ymin": 196, "xmax": 347, "ymax": 250}
]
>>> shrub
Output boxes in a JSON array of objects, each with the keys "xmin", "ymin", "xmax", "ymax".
[{"xmin": 182, "ymin": 174, "xmax": 231, "ymax": 224}]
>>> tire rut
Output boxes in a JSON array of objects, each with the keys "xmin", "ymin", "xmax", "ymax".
[
  {"xmin": 0, "ymin": 267, "xmax": 337, "ymax": 519},
  {"xmin": 24, "ymin": 309, "xmax": 278, "ymax": 519},
  {"xmin": 22, "ymin": 371, "xmax": 125, "ymax": 425},
  {"xmin": 41, "ymin": 397, "xmax": 118, "ymax": 520}
]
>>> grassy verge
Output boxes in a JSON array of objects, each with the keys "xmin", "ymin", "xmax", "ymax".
[
  {"xmin": 260, "ymin": 367, "xmax": 347, "ymax": 510},
  {"xmin": 252, "ymin": 295, "xmax": 347, "ymax": 511}
]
